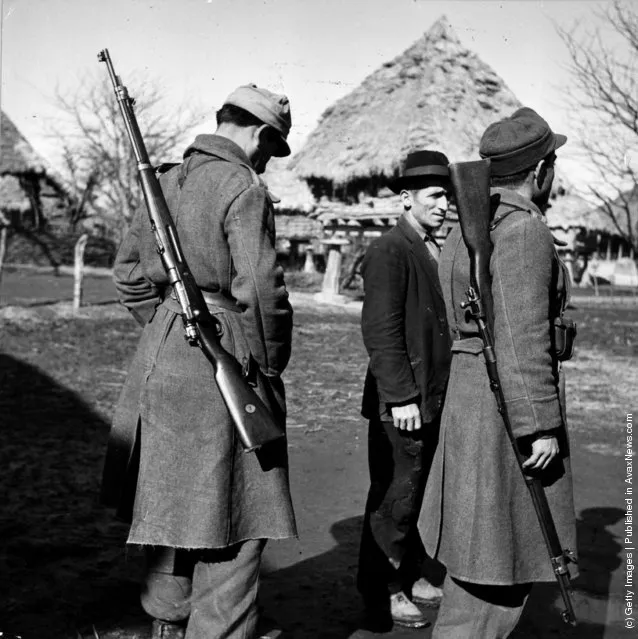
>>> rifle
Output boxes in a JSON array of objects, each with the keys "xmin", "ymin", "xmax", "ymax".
[
  {"xmin": 98, "ymin": 48, "xmax": 284, "ymax": 452},
  {"xmin": 449, "ymin": 159, "xmax": 577, "ymax": 626}
]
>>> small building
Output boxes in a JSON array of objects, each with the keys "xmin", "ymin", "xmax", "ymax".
[
  {"xmin": 289, "ymin": 16, "xmax": 522, "ymax": 289},
  {"xmin": 290, "ymin": 16, "xmax": 637, "ymax": 291},
  {"xmin": 0, "ymin": 111, "xmax": 65, "ymax": 230},
  {"xmin": 0, "ymin": 111, "xmax": 116, "ymax": 268},
  {"xmin": 263, "ymin": 158, "xmax": 322, "ymax": 270}
]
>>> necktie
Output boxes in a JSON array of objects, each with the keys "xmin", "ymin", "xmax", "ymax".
[{"xmin": 425, "ymin": 235, "xmax": 441, "ymax": 262}]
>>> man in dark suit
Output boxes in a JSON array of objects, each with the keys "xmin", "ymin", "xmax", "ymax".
[{"xmin": 358, "ymin": 150, "xmax": 453, "ymax": 629}]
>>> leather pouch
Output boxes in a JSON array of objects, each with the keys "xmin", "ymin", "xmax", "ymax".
[{"xmin": 553, "ymin": 316, "xmax": 577, "ymax": 361}]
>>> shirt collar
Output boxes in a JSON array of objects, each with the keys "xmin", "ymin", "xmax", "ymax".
[{"xmin": 402, "ymin": 210, "xmax": 429, "ymax": 241}]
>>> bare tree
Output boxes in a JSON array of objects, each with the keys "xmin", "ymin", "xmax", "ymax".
[
  {"xmin": 558, "ymin": 1, "xmax": 638, "ymax": 252},
  {"xmin": 48, "ymin": 73, "xmax": 207, "ymax": 242}
]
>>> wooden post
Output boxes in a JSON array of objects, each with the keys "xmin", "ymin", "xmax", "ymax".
[
  {"xmin": 563, "ymin": 251, "xmax": 575, "ymax": 285},
  {"xmin": 73, "ymin": 233, "xmax": 89, "ymax": 312},
  {"xmin": 314, "ymin": 237, "xmax": 350, "ymax": 304},
  {"xmin": 303, "ymin": 245, "xmax": 316, "ymax": 274}
]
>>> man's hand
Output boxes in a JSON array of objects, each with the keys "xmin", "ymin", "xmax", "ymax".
[
  {"xmin": 522, "ymin": 435, "xmax": 559, "ymax": 471},
  {"xmin": 391, "ymin": 403, "xmax": 422, "ymax": 431}
]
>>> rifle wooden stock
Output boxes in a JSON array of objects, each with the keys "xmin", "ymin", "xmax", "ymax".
[
  {"xmin": 449, "ymin": 160, "xmax": 577, "ymax": 626},
  {"xmin": 98, "ymin": 48, "xmax": 284, "ymax": 452},
  {"xmin": 449, "ymin": 160, "xmax": 494, "ymax": 333}
]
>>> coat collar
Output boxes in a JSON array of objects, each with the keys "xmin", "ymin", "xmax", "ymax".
[
  {"xmin": 183, "ymin": 134, "xmax": 255, "ymax": 169},
  {"xmin": 396, "ymin": 214, "xmax": 444, "ymax": 301},
  {"xmin": 491, "ymin": 187, "xmax": 543, "ymax": 219},
  {"xmin": 490, "ymin": 187, "xmax": 566, "ymax": 246}
]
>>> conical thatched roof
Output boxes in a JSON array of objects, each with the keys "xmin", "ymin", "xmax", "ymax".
[
  {"xmin": 1, "ymin": 111, "xmax": 48, "ymax": 175},
  {"xmin": 291, "ymin": 16, "xmax": 521, "ymax": 188}
]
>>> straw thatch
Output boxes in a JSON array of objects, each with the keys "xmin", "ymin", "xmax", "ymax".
[
  {"xmin": 1, "ymin": 111, "xmax": 48, "ymax": 176},
  {"xmin": 0, "ymin": 111, "xmax": 69, "ymax": 241},
  {"xmin": 263, "ymin": 158, "xmax": 316, "ymax": 214},
  {"xmin": 0, "ymin": 175, "xmax": 31, "ymax": 214},
  {"xmin": 290, "ymin": 16, "xmax": 521, "ymax": 192}
]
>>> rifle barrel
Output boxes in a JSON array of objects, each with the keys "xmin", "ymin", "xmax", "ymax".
[
  {"xmin": 98, "ymin": 49, "xmax": 285, "ymax": 451},
  {"xmin": 451, "ymin": 161, "xmax": 577, "ymax": 625}
]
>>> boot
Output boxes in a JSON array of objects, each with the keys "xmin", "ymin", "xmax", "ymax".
[{"xmin": 151, "ymin": 619, "xmax": 186, "ymax": 639}]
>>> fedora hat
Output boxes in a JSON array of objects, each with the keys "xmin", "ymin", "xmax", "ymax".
[{"xmin": 388, "ymin": 150, "xmax": 450, "ymax": 194}]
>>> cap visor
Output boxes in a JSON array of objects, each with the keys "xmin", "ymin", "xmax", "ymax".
[
  {"xmin": 273, "ymin": 136, "xmax": 291, "ymax": 158},
  {"xmin": 554, "ymin": 133, "xmax": 567, "ymax": 151}
]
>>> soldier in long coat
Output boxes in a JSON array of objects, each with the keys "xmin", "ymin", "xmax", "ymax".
[
  {"xmin": 101, "ymin": 85, "xmax": 296, "ymax": 639},
  {"xmin": 419, "ymin": 108, "xmax": 578, "ymax": 638},
  {"xmin": 358, "ymin": 151, "xmax": 452, "ymax": 629}
]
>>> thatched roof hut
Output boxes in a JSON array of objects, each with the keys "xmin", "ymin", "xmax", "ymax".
[
  {"xmin": 1, "ymin": 111, "xmax": 48, "ymax": 177},
  {"xmin": 290, "ymin": 16, "xmax": 521, "ymax": 200},
  {"xmin": 0, "ymin": 110, "xmax": 64, "ymax": 226},
  {"xmin": 262, "ymin": 158, "xmax": 316, "ymax": 215}
]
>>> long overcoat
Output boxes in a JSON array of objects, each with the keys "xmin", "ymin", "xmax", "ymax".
[
  {"xmin": 360, "ymin": 215, "xmax": 451, "ymax": 424},
  {"xmin": 101, "ymin": 135, "xmax": 297, "ymax": 549},
  {"xmin": 418, "ymin": 189, "xmax": 577, "ymax": 584}
]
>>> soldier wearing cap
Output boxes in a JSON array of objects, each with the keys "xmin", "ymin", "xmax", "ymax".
[
  {"xmin": 357, "ymin": 150, "xmax": 453, "ymax": 629},
  {"xmin": 102, "ymin": 84, "xmax": 296, "ymax": 639},
  {"xmin": 419, "ymin": 108, "xmax": 578, "ymax": 638}
]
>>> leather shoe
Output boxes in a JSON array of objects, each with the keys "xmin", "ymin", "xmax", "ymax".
[
  {"xmin": 411, "ymin": 578, "xmax": 443, "ymax": 607},
  {"xmin": 389, "ymin": 591, "xmax": 430, "ymax": 629}
]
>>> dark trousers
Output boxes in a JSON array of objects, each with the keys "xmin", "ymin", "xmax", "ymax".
[
  {"xmin": 141, "ymin": 539, "xmax": 266, "ymax": 639},
  {"xmin": 433, "ymin": 578, "xmax": 532, "ymax": 638},
  {"xmin": 357, "ymin": 416, "xmax": 441, "ymax": 602}
]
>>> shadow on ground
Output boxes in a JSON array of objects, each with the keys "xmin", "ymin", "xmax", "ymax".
[
  {"xmin": 0, "ymin": 348, "xmax": 628, "ymax": 638},
  {"xmin": 259, "ymin": 509, "xmax": 625, "ymax": 638},
  {"xmin": 0, "ymin": 354, "xmax": 145, "ymax": 639}
]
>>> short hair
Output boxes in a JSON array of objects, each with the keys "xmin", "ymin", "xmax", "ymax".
[
  {"xmin": 216, "ymin": 104, "xmax": 264, "ymax": 128},
  {"xmin": 490, "ymin": 168, "xmax": 532, "ymax": 189}
]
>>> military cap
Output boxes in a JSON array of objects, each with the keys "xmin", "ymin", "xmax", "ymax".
[
  {"xmin": 479, "ymin": 107, "xmax": 566, "ymax": 177},
  {"xmin": 388, "ymin": 150, "xmax": 450, "ymax": 194},
  {"xmin": 223, "ymin": 84, "xmax": 292, "ymax": 157}
]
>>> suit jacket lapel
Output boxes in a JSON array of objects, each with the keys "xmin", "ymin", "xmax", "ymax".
[{"xmin": 397, "ymin": 217, "xmax": 445, "ymax": 302}]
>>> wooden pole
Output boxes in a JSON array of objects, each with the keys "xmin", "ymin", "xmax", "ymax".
[
  {"xmin": 73, "ymin": 233, "xmax": 89, "ymax": 312},
  {"xmin": 303, "ymin": 245, "xmax": 316, "ymax": 273}
]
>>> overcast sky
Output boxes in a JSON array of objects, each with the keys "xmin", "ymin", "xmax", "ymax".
[{"xmin": 0, "ymin": 0, "xmax": 623, "ymax": 187}]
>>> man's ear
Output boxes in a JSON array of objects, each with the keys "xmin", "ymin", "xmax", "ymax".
[
  {"xmin": 535, "ymin": 158, "xmax": 555, "ymax": 191},
  {"xmin": 532, "ymin": 158, "xmax": 555, "ymax": 212},
  {"xmin": 255, "ymin": 124, "xmax": 270, "ymax": 146},
  {"xmin": 400, "ymin": 190, "xmax": 412, "ymax": 209}
]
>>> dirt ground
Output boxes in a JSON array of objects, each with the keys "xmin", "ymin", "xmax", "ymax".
[{"xmin": 0, "ymin": 271, "xmax": 635, "ymax": 638}]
